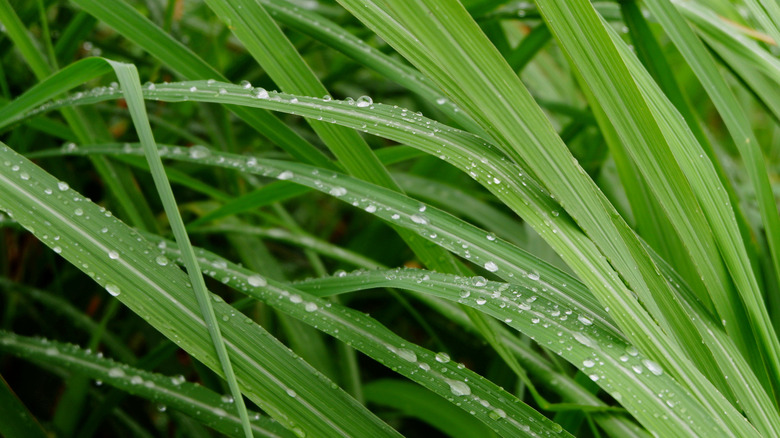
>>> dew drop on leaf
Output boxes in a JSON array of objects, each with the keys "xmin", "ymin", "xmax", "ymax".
[
  {"xmin": 105, "ymin": 283, "xmax": 120, "ymax": 296},
  {"xmin": 445, "ymin": 378, "xmax": 471, "ymax": 396},
  {"xmin": 247, "ymin": 275, "xmax": 267, "ymax": 287}
]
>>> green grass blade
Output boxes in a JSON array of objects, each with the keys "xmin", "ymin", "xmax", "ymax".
[
  {"xmin": 110, "ymin": 61, "xmax": 253, "ymax": 438},
  {"xmin": 69, "ymin": 0, "xmax": 334, "ymax": 169},
  {"xmin": 641, "ymin": 0, "xmax": 780, "ymax": 399},
  {"xmin": 18, "ymin": 79, "xmax": 778, "ymax": 435},
  {"xmin": 256, "ymin": 0, "xmax": 484, "ymax": 135},
  {"xmin": 0, "ymin": 332, "xmax": 294, "ymax": 438},
  {"xmin": 0, "ymin": 1, "xmax": 158, "ymax": 233},
  {"xmin": 151, "ymin": 237, "xmax": 570, "ymax": 437},
  {"xmin": 0, "ymin": 278, "xmax": 135, "ymax": 363},
  {"xmin": 0, "ymin": 372, "xmax": 48, "ymax": 438},
  {"xmin": 327, "ymin": 7, "xmax": 750, "ymax": 431},
  {"xmin": 203, "ymin": 0, "xmax": 459, "ymax": 275},
  {"xmin": 0, "ymin": 143, "xmax": 399, "ymax": 437},
  {"xmin": 363, "ymin": 380, "xmax": 496, "ymax": 438}
]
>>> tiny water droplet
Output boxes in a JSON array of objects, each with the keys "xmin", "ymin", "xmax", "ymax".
[
  {"xmin": 247, "ymin": 275, "xmax": 267, "ymax": 287},
  {"xmin": 356, "ymin": 96, "xmax": 373, "ymax": 107},
  {"xmin": 253, "ymin": 88, "xmax": 269, "ymax": 99},
  {"xmin": 435, "ymin": 352, "xmax": 450, "ymax": 363},
  {"xmin": 445, "ymin": 379, "xmax": 471, "ymax": 396},
  {"xmin": 277, "ymin": 170, "xmax": 294, "ymax": 180},
  {"xmin": 578, "ymin": 315, "xmax": 593, "ymax": 326},
  {"xmin": 484, "ymin": 261, "xmax": 498, "ymax": 272},
  {"xmin": 643, "ymin": 359, "xmax": 663, "ymax": 376},
  {"xmin": 329, "ymin": 187, "xmax": 347, "ymax": 197},
  {"xmin": 189, "ymin": 145, "xmax": 210, "ymax": 159},
  {"xmin": 471, "ymin": 276, "xmax": 487, "ymax": 287},
  {"xmin": 105, "ymin": 283, "xmax": 121, "ymax": 296},
  {"xmin": 410, "ymin": 214, "xmax": 428, "ymax": 224}
]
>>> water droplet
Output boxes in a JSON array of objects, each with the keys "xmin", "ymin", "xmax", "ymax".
[
  {"xmin": 573, "ymin": 332, "xmax": 593, "ymax": 347},
  {"xmin": 290, "ymin": 294, "xmax": 302, "ymax": 303},
  {"xmin": 108, "ymin": 250, "xmax": 119, "ymax": 260},
  {"xmin": 475, "ymin": 297, "xmax": 487, "ymax": 305},
  {"xmin": 471, "ymin": 276, "xmax": 487, "ymax": 287},
  {"xmin": 240, "ymin": 80, "xmax": 252, "ymax": 89},
  {"xmin": 435, "ymin": 352, "xmax": 450, "ymax": 363},
  {"xmin": 365, "ymin": 205, "xmax": 377, "ymax": 213},
  {"xmin": 155, "ymin": 255, "xmax": 169, "ymax": 266},
  {"xmin": 626, "ymin": 345, "xmax": 639, "ymax": 356},
  {"xmin": 19, "ymin": 172, "xmax": 29, "ymax": 180},
  {"xmin": 171, "ymin": 375, "xmax": 186, "ymax": 385},
  {"xmin": 484, "ymin": 261, "xmax": 498, "ymax": 272},
  {"xmin": 247, "ymin": 275, "xmax": 267, "ymax": 287},
  {"xmin": 108, "ymin": 367, "xmax": 125, "ymax": 378},
  {"xmin": 304, "ymin": 302, "xmax": 318, "ymax": 312},
  {"xmin": 105, "ymin": 283, "xmax": 120, "ymax": 296},
  {"xmin": 486, "ymin": 233, "xmax": 496, "ymax": 241},
  {"xmin": 74, "ymin": 208, "xmax": 84, "ymax": 216},
  {"xmin": 53, "ymin": 246, "xmax": 62, "ymax": 254},
  {"xmin": 459, "ymin": 289, "xmax": 470, "ymax": 298},
  {"xmin": 189, "ymin": 145, "xmax": 210, "ymax": 159},
  {"xmin": 436, "ymin": 97, "xmax": 446, "ymax": 105},
  {"xmin": 527, "ymin": 272, "xmax": 540, "ymax": 281},
  {"xmin": 396, "ymin": 348, "xmax": 417, "ymax": 362},
  {"xmin": 643, "ymin": 359, "xmax": 663, "ymax": 376},
  {"xmin": 632, "ymin": 365, "xmax": 643, "ymax": 374},
  {"xmin": 57, "ymin": 181, "xmax": 69, "ymax": 191},
  {"xmin": 489, "ymin": 408, "xmax": 507, "ymax": 420},
  {"xmin": 582, "ymin": 359, "xmax": 595, "ymax": 368},
  {"xmin": 253, "ymin": 88, "xmax": 269, "ymax": 99},
  {"xmin": 329, "ymin": 187, "xmax": 347, "ymax": 197},
  {"xmin": 410, "ymin": 214, "xmax": 428, "ymax": 224},
  {"xmin": 445, "ymin": 379, "xmax": 471, "ymax": 396},
  {"xmin": 356, "ymin": 96, "xmax": 373, "ymax": 107},
  {"xmin": 277, "ymin": 170, "xmax": 294, "ymax": 180},
  {"xmin": 578, "ymin": 315, "xmax": 593, "ymax": 326},
  {"xmin": 286, "ymin": 388, "xmax": 297, "ymax": 397}
]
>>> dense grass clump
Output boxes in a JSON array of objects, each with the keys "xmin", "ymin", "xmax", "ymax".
[{"xmin": 1, "ymin": 0, "xmax": 780, "ymax": 437}]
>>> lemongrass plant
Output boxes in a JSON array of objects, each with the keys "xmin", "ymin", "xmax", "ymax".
[{"xmin": 0, "ymin": 0, "xmax": 779, "ymax": 437}]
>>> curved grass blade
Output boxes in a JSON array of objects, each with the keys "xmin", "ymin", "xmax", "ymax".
[
  {"xmin": 14, "ymin": 81, "xmax": 774, "ymax": 435},
  {"xmin": 363, "ymin": 380, "xmax": 496, "ymax": 438},
  {"xmin": 150, "ymin": 236, "xmax": 570, "ymax": 438},
  {"xmin": 0, "ymin": 1, "xmax": 157, "ymax": 233},
  {"xmin": 0, "ymin": 278, "xmax": 135, "ymax": 363},
  {"xmin": 153, "ymin": 232, "xmax": 714, "ymax": 437},
  {"xmin": 69, "ymin": 0, "xmax": 334, "ymax": 169},
  {"xmin": 0, "ymin": 332, "xmax": 294, "ymax": 438},
  {"xmin": 0, "ymin": 143, "xmax": 399, "ymax": 437},
  {"xmin": 313, "ymin": 3, "xmax": 761, "ymax": 434},
  {"xmin": 202, "ymin": 0, "xmax": 460, "ymax": 276},
  {"xmin": 255, "ymin": 0, "xmax": 485, "ymax": 135},
  {"xmin": 56, "ymin": 140, "xmax": 740, "ymax": 436}
]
